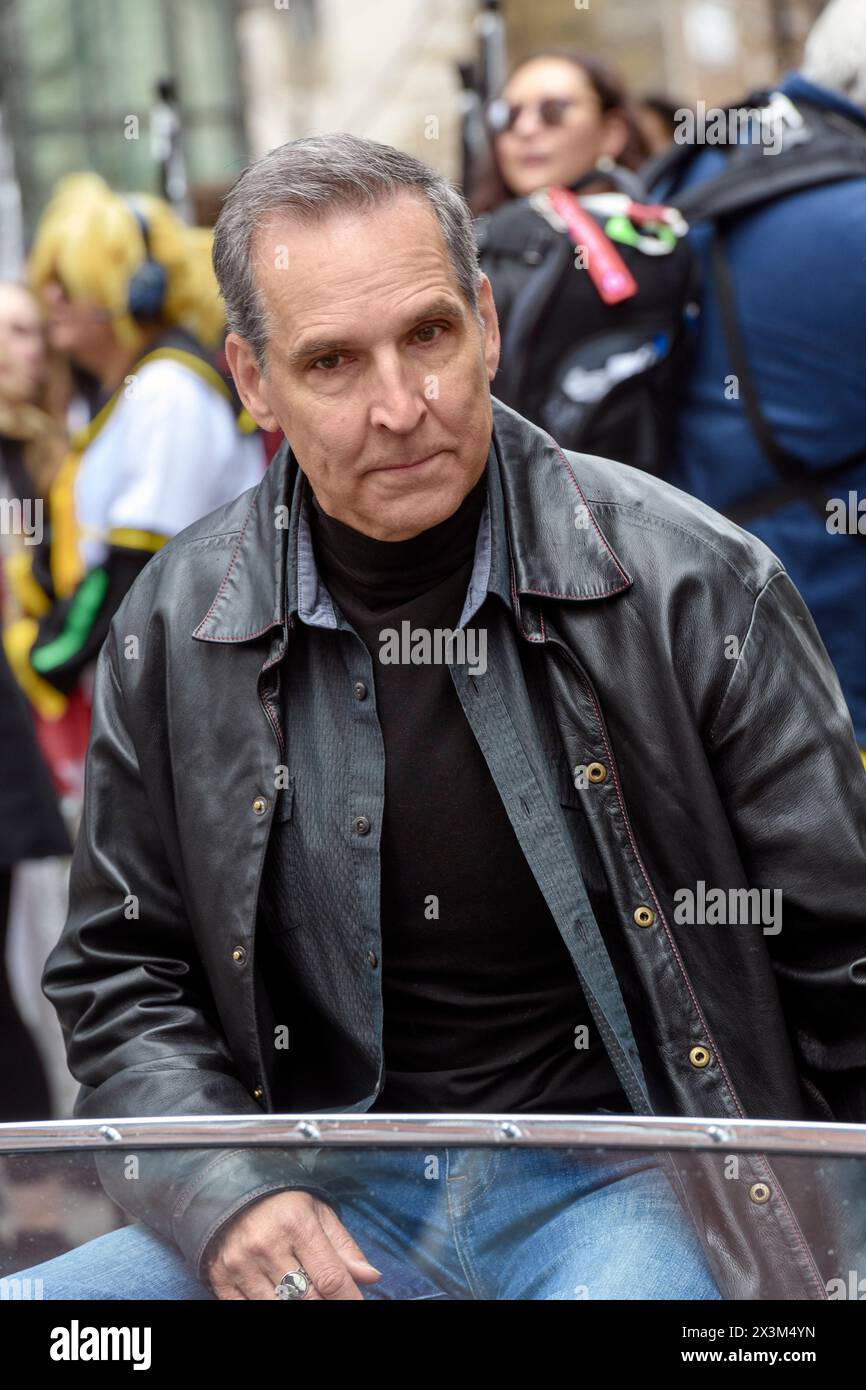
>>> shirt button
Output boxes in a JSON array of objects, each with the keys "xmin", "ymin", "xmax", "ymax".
[
  {"xmin": 586, "ymin": 761, "xmax": 607, "ymax": 783},
  {"xmin": 368, "ymin": 950, "xmax": 378, "ymax": 968},
  {"xmin": 353, "ymin": 680, "xmax": 368, "ymax": 700},
  {"xmin": 633, "ymin": 905, "xmax": 655, "ymax": 927},
  {"xmin": 353, "ymin": 815, "xmax": 372, "ymax": 835},
  {"xmin": 689, "ymin": 1045, "xmax": 711, "ymax": 1068},
  {"xmin": 252, "ymin": 796, "xmax": 268, "ymax": 816},
  {"xmin": 231, "ymin": 945, "xmax": 247, "ymax": 965}
]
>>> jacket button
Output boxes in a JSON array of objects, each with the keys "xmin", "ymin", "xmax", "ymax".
[
  {"xmin": 633, "ymin": 905, "xmax": 655, "ymax": 927},
  {"xmin": 252, "ymin": 796, "xmax": 268, "ymax": 816},
  {"xmin": 368, "ymin": 949, "xmax": 378, "ymax": 968},
  {"xmin": 353, "ymin": 680, "xmax": 368, "ymax": 700},
  {"xmin": 749, "ymin": 1182, "xmax": 771, "ymax": 1203},
  {"xmin": 689, "ymin": 1045, "xmax": 711, "ymax": 1068},
  {"xmin": 586, "ymin": 762, "xmax": 607, "ymax": 783},
  {"xmin": 231, "ymin": 945, "xmax": 247, "ymax": 964},
  {"xmin": 252, "ymin": 1085, "xmax": 264, "ymax": 1102},
  {"xmin": 353, "ymin": 815, "xmax": 372, "ymax": 835}
]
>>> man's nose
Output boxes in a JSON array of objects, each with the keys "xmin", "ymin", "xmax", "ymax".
[{"xmin": 368, "ymin": 353, "xmax": 428, "ymax": 433}]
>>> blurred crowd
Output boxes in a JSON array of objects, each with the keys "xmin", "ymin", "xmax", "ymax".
[{"xmin": 0, "ymin": 0, "xmax": 864, "ymax": 1260}]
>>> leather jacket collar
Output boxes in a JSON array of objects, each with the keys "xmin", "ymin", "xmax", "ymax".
[{"xmin": 192, "ymin": 396, "xmax": 634, "ymax": 649}]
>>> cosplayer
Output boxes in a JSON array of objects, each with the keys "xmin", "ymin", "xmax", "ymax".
[{"xmin": 4, "ymin": 174, "xmax": 265, "ymax": 721}]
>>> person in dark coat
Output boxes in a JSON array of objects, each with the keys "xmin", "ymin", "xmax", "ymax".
[
  {"xmin": 0, "ymin": 644, "xmax": 71, "ymax": 1119},
  {"xmin": 0, "ymin": 279, "xmax": 71, "ymax": 1121}
]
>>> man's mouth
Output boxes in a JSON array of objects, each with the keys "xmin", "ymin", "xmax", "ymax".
[{"xmin": 370, "ymin": 450, "xmax": 444, "ymax": 473}]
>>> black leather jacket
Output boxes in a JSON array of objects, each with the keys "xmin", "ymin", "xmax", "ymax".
[{"xmin": 42, "ymin": 397, "xmax": 866, "ymax": 1299}]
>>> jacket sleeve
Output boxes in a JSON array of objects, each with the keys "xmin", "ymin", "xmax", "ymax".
[
  {"xmin": 41, "ymin": 629, "xmax": 341, "ymax": 1284},
  {"xmin": 706, "ymin": 566, "xmax": 866, "ymax": 1123}
]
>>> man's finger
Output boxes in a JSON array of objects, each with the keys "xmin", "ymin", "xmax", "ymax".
[
  {"xmin": 208, "ymin": 1277, "xmax": 249, "ymax": 1301},
  {"xmin": 318, "ymin": 1203, "xmax": 384, "ymax": 1280}
]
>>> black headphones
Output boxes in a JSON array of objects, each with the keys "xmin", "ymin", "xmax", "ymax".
[{"xmin": 123, "ymin": 196, "xmax": 168, "ymax": 322}]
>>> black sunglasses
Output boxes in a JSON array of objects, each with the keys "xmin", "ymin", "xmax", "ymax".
[{"xmin": 485, "ymin": 96, "xmax": 578, "ymax": 135}]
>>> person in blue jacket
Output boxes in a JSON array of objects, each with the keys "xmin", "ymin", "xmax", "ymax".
[{"xmin": 653, "ymin": 0, "xmax": 866, "ymax": 765}]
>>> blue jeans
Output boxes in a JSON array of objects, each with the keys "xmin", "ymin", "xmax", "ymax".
[{"xmin": 6, "ymin": 1145, "xmax": 723, "ymax": 1300}]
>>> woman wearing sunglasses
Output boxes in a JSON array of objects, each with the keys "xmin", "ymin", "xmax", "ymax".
[
  {"xmin": 475, "ymin": 50, "xmax": 649, "ymax": 213},
  {"xmin": 474, "ymin": 50, "xmax": 691, "ymax": 478}
]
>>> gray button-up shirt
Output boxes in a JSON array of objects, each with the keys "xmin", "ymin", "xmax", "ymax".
[{"xmin": 258, "ymin": 437, "xmax": 649, "ymax": 1115}]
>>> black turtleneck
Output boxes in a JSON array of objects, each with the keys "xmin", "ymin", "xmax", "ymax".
[{"xmin": 307, "ymin": 469, "xmax": 629, "ymax": 1114}]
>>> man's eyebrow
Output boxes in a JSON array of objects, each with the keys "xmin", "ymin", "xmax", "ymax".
[{"xmin": 287, "ymin": 297, "xmax": 467, "ymax": 367}]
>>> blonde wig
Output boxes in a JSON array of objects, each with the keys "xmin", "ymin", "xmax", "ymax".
[{"xmin": 28, "ymin": 173, "xmax": 225, "ymax": 351}]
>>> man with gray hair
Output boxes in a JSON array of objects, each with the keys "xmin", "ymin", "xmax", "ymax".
[{"xmin": 13, "ymin": 131, "xmax": 866, "ymax": 1301}]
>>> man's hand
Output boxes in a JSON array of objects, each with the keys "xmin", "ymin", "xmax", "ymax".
[{"xmin": 203, "ymin": 1189, "xmax": 384, "ymax": 1300}]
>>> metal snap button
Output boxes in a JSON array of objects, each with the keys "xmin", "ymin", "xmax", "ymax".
[
  {"xmin": 586, "ymin": 761, "xmax": 607, "ymax": 783},
  {"xmin": 252, "ymin": 1085, "xmax": 264, "ymax": 1102},
  {"xmin": 252, "ymin": 796, "xmax": 268, "ymax": 816},
  {"xmin": 749, "ymin": 1182, "xmax": 771, "ymax": 1203},
  {"xmin": 353, "ymin": 680, "xmax": 368, "ymax": 700},
  {"xmin": 689, "ymin": 1045, "xmax": 711, "ymax": 1068},
  {"xmin": 368, "ymin": 950, "xmax": 378, "ymax": 968},
  {"xmin": 231, "ymin": 945, "xmax": 247, "ymax": 965},
  {"xmin": 353, "ymin": 815, "xmax": 372, "ymax": 835},
  {"xmin": 633, "ymin": 905, "xmax": 655, "ymax": 927}
]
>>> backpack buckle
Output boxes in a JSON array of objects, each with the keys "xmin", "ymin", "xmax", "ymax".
[{"xmin": 759, "ymin": 91, "xmax": 812, "ymax": 149}]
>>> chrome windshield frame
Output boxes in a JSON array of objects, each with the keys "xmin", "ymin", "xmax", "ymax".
[{"xmin": 1, "ymin": 1113, "xmax": 865, "ymax": 1157}]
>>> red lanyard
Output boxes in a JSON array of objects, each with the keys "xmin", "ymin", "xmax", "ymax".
[{"xmin": 544, "ymin": 186, "xmax": 639, "ymax": 305}]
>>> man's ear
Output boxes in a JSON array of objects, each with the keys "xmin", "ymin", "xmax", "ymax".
[
  {"xmin": 477, "ymin": 274, "xmax": 501, "ymax": 383},
  {"xmin": 224, "ymin": 332, "xmax": 280, "ymax": 432}
]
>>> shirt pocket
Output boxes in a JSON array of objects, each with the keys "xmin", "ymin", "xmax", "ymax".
[
  {"xmin": 547, "ymin": 746, "xmax": 586, "ymax": 809},
  {"xmin": 262, "ymin": 774, "xmax": 304, "ymax": 934},
  {"xmin": 546, "ymin": 747, "xmax": 615, "ymax": 905},
  {"xmin": 277, "ymin": 775, "xmax": 296, "ymax": 823}
]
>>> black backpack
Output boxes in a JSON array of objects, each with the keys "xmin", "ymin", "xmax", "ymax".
[
  {"xmin": 475, "ymin": 166, "xmax": 697, "ymax": 476},
  {"xmin": 647, "ymin": 88, "xmax": 866, "ymax": 526}
]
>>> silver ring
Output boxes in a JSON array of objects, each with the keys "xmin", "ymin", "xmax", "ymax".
[{"xmin": 275, "ymin": 1266, "xmax": 312, "ymax": 1300}]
